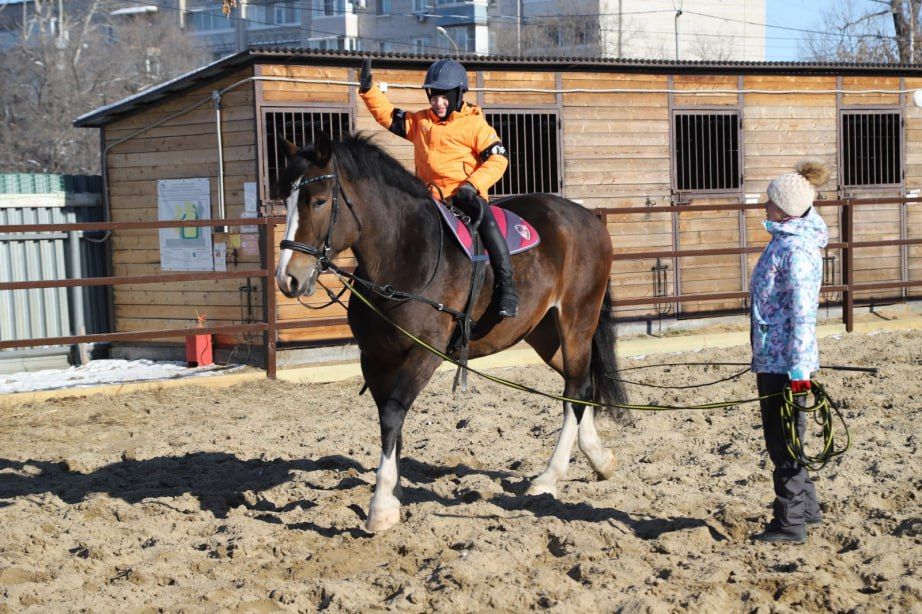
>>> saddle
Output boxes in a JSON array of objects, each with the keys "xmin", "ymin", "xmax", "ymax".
[{"xmin": 432, "ymin": 198, "xmax": 540, "ymax": 260}]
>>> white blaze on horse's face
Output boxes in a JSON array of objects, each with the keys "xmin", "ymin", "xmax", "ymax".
[{"xmin": 276, "ymin": 178, "xmax": 320, "ymax": 298}]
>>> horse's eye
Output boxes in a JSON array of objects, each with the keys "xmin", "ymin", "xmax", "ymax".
[{"xmin": 313, "ymin": 199, "xmax": 327, "ymax": 208}]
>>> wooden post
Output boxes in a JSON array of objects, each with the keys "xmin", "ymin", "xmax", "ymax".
[
  {"xmin": 842, "ymin": 199, "xmax": 854, "ymax": 333},
  {"xmin": 264, "ymin": 217, "xmax": 278, "ymax": 379}
]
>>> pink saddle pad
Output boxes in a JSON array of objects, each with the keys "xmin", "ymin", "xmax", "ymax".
[{"xmin": 433, "ymin": 199, "xmax": 540, "ymax": 261}]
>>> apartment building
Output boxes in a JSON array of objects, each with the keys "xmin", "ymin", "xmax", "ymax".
[{"xmin": 179, "ymin": 0, "xmax": 765, "ymax": 60}]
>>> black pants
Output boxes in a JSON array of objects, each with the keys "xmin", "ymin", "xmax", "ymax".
[
  {"xmin": 451, "ymin": 195, "xmax": 514, "ymax": 284},
  {"xmin": 756, "ymin": 373, "xmax": 822, "ymax": 528}
]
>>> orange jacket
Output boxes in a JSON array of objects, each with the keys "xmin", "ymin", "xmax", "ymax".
[{"xmin": 360, "ymin": 83, "xmax": 508, "ymax": 199}]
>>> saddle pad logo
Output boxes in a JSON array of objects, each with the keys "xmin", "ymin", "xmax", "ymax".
[{"xmin": 514, "ymin": 224, "xmax": 531, "ymax": 241}]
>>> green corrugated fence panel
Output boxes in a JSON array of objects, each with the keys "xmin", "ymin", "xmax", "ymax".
[{"xmin": 0, "ymin": 174, "xmax": 74, "ymax": 194}]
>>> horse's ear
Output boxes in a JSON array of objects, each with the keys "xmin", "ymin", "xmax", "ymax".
[
  {"xmin": 314, "ymin": 131, "xmax": 332, "ymax": 167},
  {"xmin": 279, "ymin": 135, "xmax": 298, "ymax": 161}
]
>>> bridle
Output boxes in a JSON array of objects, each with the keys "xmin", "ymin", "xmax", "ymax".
[
  {"xmin": 279, "ymin": 171, "xmax": 361, "ymax": 271},
  {"xmin": 278, "ymin": 166, "xmax": 457, "ymax": 318}
]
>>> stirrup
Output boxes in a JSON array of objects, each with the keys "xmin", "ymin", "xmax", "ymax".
[{"xmin": 498, "ymin": 296, "xmax": 518, "ymax": 318}]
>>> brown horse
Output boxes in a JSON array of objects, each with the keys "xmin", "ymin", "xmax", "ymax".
[{"xmin": 276, "ymin": 133, "xmax": 629, "ymax": 532}]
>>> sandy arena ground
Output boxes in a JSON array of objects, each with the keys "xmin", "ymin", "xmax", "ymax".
[{"xmin": 0, "ymin": 328, "xmax": 919, "ymax": 612}]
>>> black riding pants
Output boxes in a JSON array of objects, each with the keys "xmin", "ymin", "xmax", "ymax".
[
  {"xmin": 451, "ymin": 195, "xmax": 514, "ymax": 283},
  {"xmin": 756, "ymin": 372, "xmax": 822, "ymax": 528}
]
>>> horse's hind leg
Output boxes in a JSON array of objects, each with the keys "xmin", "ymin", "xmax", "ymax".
[
  {"xmin": 526, "ymin": 375, "xmax": 616, "ymax": 496},
  {"xmin": 576, "ymin": 402, "xmax": 618, "ymax": 480},
  {"xmin": 526, "ymin": 377, "xmax": 587, "ymax": 497},
  {"xmin": 525, "ymin": 310, "xmax": 617, "ymax": 497},
  {"xmin": 362, "ymin": 349, "xmax": 441, "ymax": 533}
]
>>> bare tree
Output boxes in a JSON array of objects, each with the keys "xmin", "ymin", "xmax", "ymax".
[
  {"xmin": 801, "ymin": 0, "xmax": 921, "ymax": 63},
  {"xmin": 491, "ymin": 14, "xmax": 605, "ymax": 57},
  {"xmin": 0, "ymin": 1, "xmax": 208, "ymax": 174},
  {"xmin": 689, "ymin": 33, "xmax": 736, "ymax": 62}
]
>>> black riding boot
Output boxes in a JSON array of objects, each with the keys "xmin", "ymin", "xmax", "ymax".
[{"xmin": 477, "ymin": 205, "xmax": 519, "ymax": 318}]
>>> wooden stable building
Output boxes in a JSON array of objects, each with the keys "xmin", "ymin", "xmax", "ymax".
[{"xmin": 74, "ymin": 49, "xmax": 922, "ymax": 356}]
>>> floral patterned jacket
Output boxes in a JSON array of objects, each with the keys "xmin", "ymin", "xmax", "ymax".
[{"xmin": 750, "ymin": 209, "xmax": 829, "ymax": 379}]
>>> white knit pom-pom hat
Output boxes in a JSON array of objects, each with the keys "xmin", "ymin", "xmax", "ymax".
[{"xmin": 766, "ymin": 160, "xmax": 830, "ymax": 218}]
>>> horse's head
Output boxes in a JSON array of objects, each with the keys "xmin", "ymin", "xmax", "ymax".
[{"xmin": 275, "ymin": 132, "xmax": 356, "ymax": 298}]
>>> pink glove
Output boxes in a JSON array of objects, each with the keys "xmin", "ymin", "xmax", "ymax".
[{"xmin": 790, "ymin": 380, "xmax": 811, "ymax": 394}]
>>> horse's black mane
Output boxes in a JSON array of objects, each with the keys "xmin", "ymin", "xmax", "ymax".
[
  {"xmin": 282, "ymin": 134, "xmax": 431, "ymax": 201},
  {"xmin": 332, "ymin": 135, "xmax": 431, "ymax": 199}
]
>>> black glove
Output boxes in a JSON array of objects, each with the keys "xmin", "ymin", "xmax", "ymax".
[
  {"xmin": 451, "ymin": 182, "xmax": 479, "ymax": 208},
  {"xmin": 359, "ymin": 59, "xmax": 372, "ymax": 94}
]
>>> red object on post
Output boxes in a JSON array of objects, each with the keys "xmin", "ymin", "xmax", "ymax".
[
  {"xmin": 185, "ymin": 334, "xmax": 213, "ymax": 367},
  {"xmin": 185, "ymin": 313, "xmax": 213, "ymax": 367}
]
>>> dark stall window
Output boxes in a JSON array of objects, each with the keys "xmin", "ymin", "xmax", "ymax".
[
  {"xmin": 484, "ymin": 111, "xmax": 560, "ymax": 197},
  {"xmin": 841, "ymin": 111, "xmax": 902, "ymax": 187},
  {"xmin": 263, "ymin": 109, "xmax": 351, "ymax": 198},
  {"xmin": 673, "ymin": 111, "xmax": 741, "ymax": 193}
]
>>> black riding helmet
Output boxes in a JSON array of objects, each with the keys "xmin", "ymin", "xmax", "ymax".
[{"xmin": 423, "ymin": 59, "xmax": 468, "ymax": 115}]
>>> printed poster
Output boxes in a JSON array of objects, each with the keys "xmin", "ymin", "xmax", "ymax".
[
  {"xmin": 157, "ymin": 178, "xmax": 213, "ymax": 271},
  {"xmin": 242, "ymin": 181, "xmax": 258, "ymax": 233}
]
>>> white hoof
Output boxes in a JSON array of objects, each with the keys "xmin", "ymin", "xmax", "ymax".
[
  {"xmin": 365, "ymin": 506, "xmax": 400, "ymax": 532},
  {"xmin": 526, "ymin": 476, "xmax": 558, "ymax": 498},
  {"xmin": 591, "ymin": 451, "xmax": 618, "ymax": 480}
]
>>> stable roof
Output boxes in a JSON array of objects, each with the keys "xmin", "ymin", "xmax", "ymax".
[{"xmin": 74, "ymin": 47, "xmax": 922, "ymax": 128}]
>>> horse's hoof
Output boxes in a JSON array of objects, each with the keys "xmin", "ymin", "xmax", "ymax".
[
  {"xmin": 365, "ymin": 507, "xmax": 400, "ymax": 532},
  {"xmin": 526, "ymin": 478, "xmax": 558, "ymax": 498},
  {"xmin": 592, "ymin": 452, "xmax": 618, "ymax": 480}
]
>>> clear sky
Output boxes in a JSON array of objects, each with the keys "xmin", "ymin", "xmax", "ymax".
[{"xmin": 765, "ymin": 0, "xmax": 884, "ymax": 61}]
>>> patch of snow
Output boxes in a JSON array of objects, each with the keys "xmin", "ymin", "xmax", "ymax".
[{"xmin": 1, "ymin": 359, "xmax": 242, "ymax": 394}]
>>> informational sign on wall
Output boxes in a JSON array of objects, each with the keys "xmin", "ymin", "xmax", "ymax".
[
  {"xmin": 242, "ymin": 182, "xmax": 258, "ymax": 233},
  {"xmin": 157, "ymin": 178, "xmax": 213, "ymax": 271}
]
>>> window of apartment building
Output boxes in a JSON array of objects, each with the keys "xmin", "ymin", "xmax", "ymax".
[
  {"xmin": 448, "ymin": 25, "xmax": 476, "ymax": 52},
  {"xmin": 321, "ymin": 0, "xmax": 350, "ymax": 16},
  {"xmin": 672, "ymin": 110, "xmax": 741, "ymax": 193},
  {"xmin": 840, "ymin": 110, "xmax": 902, "ymax": 187},
  {"xmin": 274, "ymin": 2, "xmax": 299, "ymax": 24},
  {"xmin": 263, "ymin": 109, "xmax": 352, "ymax": 198},
  {"xmin": 377, "ymin": 0, "xmax": 391, "ymax": 14},
  {"xmin": 247, "ymin": 4, "xmax": 269, "ymax": 27},
  {"xmin": 187, "ymin": 8, "xmax": 232, "ymax": 32},
  {"xmin": 306, "ymin": 36, "xmax": 356, "ymax": 50},
  {"xmin": 484, "ymin": 111, "xmax": 561, "ymax": 197},
  {"xmin": 543, "ymin": 25, "xmax": 562, "ymax": 46}
]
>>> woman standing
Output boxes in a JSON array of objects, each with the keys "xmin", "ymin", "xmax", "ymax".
[{"xmin": 750, "ymin": 160, "xmax": 829, "ymax": 543}]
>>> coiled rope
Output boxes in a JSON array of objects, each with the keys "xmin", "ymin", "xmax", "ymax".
[{"xmin": 780, "ymin": 381, "xmax": 851, "ymax": 471}]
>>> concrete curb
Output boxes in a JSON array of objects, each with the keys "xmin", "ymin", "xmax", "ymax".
[{"xmin": 3, "ymin": 316, "xmax": 919, "ymax": 407}]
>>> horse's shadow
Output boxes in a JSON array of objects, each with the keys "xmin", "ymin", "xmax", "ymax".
[
  {"xmin": 0, "ymin": 452, "xmax": 368, "ymax": 519},
  {"xmin": 0, "ymin": 454, "xmax": 719, "ymax": 541},
  {"xmin": 399, "ymin": 458, "xmax": 723, "ymax": 541}
]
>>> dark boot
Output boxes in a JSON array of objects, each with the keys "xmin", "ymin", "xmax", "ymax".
[
  {"xmin": 477, "ymin": 208, "xmax": 518, "ymax": 318},
  {"xmin": 752, "ymin": 520, "xmax": 806, "ymax": 543}
]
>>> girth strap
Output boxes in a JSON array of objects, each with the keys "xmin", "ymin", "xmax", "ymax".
[{"xmin": 450, "ymin": 209, "xmax": 487, "ymax": 394}]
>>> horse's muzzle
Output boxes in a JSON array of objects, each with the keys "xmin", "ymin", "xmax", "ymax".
[{"xmin": 276, "ymin": 261, "xmax": 320, "ymax": 298}]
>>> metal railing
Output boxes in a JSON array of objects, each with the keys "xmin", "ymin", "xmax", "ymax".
[
  {"xmin": 2, "ymin": 195, "xmax": 920, "ymax": 382},
  {"xmin": 595, "ymin": 195, "xmax": 922, "ymax": 332}
]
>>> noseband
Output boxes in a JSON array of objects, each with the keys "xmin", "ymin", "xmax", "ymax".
[{"xmin": 279, "ymin": 172, "xmax": 353, "ymax": 271}]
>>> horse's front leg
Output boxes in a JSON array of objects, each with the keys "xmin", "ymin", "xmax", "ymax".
[{"xmin": 363, "ymin": 349, "xmax": 441, "ymax": 533}]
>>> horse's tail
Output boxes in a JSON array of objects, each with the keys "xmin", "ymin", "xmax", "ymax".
[{"xmin": 590, "ymin": 287, "xmax": 633, "ymax": 425}]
